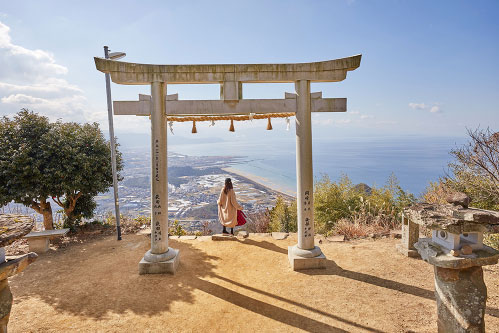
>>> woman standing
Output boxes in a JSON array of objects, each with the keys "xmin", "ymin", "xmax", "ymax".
[{"xmin": 217, "ymin": 178, "xmax": 243, "ymax": 235}]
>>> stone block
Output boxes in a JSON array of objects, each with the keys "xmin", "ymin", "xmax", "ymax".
[
  {"xmin": 326, "ymin": 235, "xmax": 345, "ymax": 242},
  {"xmin": 211, "ymin": 234, "xmax": 237, "ymax": 241},
  {"xmin": 236, "ymin": 231, "xmax": 249, "ymax": 238},
  {"xmin": 288, "ymin": 246, "xmax": 326, "ymax": 271},
  {"xmin": 271, "ymin": 232, "xmax": 288, "ymax": 240},
  {"xmin": 139, "ymin": 249, "xmax": 180, "ymax": 275},
  {"xmin": 396, "ymin": 243, "xmax": 420, "ymax": 258},
  {"xmin": 27, "ymin": 238, "xmax": 49, "ymax": 254}
]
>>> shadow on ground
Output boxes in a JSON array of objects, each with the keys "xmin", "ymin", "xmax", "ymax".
[
  {"xmin": 10, "ymin": 235, "xmax": 379, "ymax": 332},
  {"xmin": 300, "ymin": 258, "xmax": 499, "ymax": 317},
  {"xmin": 12, "ymin": 236, "xmax": 218, "ymax": 319}
]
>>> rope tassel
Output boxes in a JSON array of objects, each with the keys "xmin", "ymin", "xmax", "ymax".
[
  {"xmin": 192, "ymin": 121, "xmax": 197, "ymax": 133},
  {"xmin": 267, "ymin": 117, "xmax": 273, "ymax": 130},
  {"xmin": 229, "ymin": 119, "xmax": 235, "ymax": 132}
]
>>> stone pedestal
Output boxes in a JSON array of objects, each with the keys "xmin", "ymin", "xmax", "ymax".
[
  {"xmin": 434, "ymin": 266, "xmax": 486, "ymax": 333},
  {"xmin": 0, "ymin": 253, "xmax": 38, "ymax": 333},
  {"xmin": 0, "ymin": 279, "xmax": 12, "ymax": 333},
  {"xmin": 288, "ymin": 246, "xmax": 326, "ymax": 270},
  {"xmin": 27, "ymin": 238, "xmax": 49, "ymax": 253},
  {"xmin": 139, "ymin": 249, "xmax": 180, "ymax": 275},
  {"xmin": 415, "ymin": 238, "xmax": 499, "ymax": 333},
  {"xmin": 396, "ymin": 214, "xmax": 420, "ymax": 258}
]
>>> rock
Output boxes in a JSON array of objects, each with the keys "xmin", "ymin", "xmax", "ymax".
[
  {"xmin": 404, "ymin": 203, "xmax": 499, "ymax": 234},
  {"xmin": 461, "ymin": 244, "xmax": 473, "ymax": 255},
  {"xmin": 0, "ymin": 214, "xmax": 34, "ymax": 248},
  {"xmin": 450, "ymin": 249, "xmax": 460, "ymax": 257},
  {"xmin": 236, "ymin": 230, "xmax": 249, "ymax": 238},
  {"xmin": 446, "ymin": 192, "xmax": 471, "ymax": 208},
  {"xmin": 390, "ymin": 230, "xmax": 402, "ymax": 239},
  {"xmin": 271, "ymin": 232, "xmax": 289, "ymax": 240},
  {"xmin": 211, "ymin": 234, "xmax": 237, "ymax": 241},
  {"xmin": 326, "ymin": 235, "xmax": 345, "ymax": 242}
]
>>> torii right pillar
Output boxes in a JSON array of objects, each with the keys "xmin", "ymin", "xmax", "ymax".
[{"xmin": 288, "ymin": 79, "xmax": 326, "ymax": 270}]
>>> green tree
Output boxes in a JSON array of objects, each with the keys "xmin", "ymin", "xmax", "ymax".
[
  {"xmin": 0, "ymin": 110, "xmax": 56, "ymax": 229},
  {"xmin": 0, "ymin": 110, "xmax": 122, "ymax": 229},
  {"xmin": 49, "ymin": 121, "xmax": 123, "ymax": 228}
]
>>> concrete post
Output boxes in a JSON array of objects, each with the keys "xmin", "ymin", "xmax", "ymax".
[
  {"xmin": 139, "ymin": 81, "xmax": 180, "ymax": 275},
  {"xmin": 396, "ymin": 214, "xmax": 420, "ymax": 257},
  {"xmin": 295, "ymin": 80, "xmax": 314, "ymax": 251},
  {"xmin": 150, "ymin": 81, "xmax": 169, "ymax": 254},
  {"xmin": 288, "ymin": 80, "xmax": 325, "ymax": 270}
]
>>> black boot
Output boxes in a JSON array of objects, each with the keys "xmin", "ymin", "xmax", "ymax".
[
  {"xmin": 222, "ymin": 226, "xmax": 229, "ymax": 235},
  {"xmin": 230, "ymin": 228, "xmax": 234, "ymax": 235}
]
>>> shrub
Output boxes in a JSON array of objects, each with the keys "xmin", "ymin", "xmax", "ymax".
[
  {"xmin": 246, "ymin": 209, "xmax": 271, "ymax": 233},
  {"xmin": 269, "ymin": 196, "xmax": 297, "ymax": 232},
  {"xmin": 267, "ymin": 173, "xmax": 415, "ymax": 236},
  {"xmin": 170, "ymin": 220, "xmax": 186, "ymax": 237}
]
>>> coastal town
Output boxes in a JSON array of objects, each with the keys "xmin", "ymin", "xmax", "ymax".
[{"xmin": 93, "ymin": 148, "xmax": 294, "ymax": 233}]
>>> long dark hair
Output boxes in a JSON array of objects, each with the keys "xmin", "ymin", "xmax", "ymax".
[{"xmin": 223, "ymin": 178, "xmax": 233, "ymax": 194}]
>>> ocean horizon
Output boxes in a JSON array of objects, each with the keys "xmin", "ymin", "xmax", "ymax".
[{"xmin": 163, "ymin": 135, "xmax": 468, "ymax": 197}]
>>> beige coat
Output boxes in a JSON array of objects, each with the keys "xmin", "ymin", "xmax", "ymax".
[{"xmin": 217, "ymin": 188, "xmax": 243, "ymax": 228}]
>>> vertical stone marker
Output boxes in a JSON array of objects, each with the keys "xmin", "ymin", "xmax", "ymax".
[
  {"xmin": 405, "ymin": 197, "xmax": 499, "ymax": 333},
  {"xmin": 0, "ymin": 214, "xmax": 38, "ymax": 332},
  {"xmin": 288, "ymin": 80, "xmax": 326, "ymax": 270},
  {"xmin": 396, "ymin": 213, "xmax": 420, "ymax": 257},
  {"xmin": 94, "ymin": 54, "xmax": 361, "ymax": 273},
  {"xmin": 139, "ymin": 82, "xmax": 180, "ymax": 275}
]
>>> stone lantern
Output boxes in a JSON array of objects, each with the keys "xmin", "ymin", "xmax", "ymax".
[
  {"xmin": 0, "ymin": 214, "xmax": 38, "ymax": 333},
  {"xmin": 404, "ymin": 194, "xmax": 499, "ymax": 333}
]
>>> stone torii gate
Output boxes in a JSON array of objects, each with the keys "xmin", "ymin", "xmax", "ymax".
[{"xmin": 94, "ymin": 54, "xmax": 361, "ymax": 274}]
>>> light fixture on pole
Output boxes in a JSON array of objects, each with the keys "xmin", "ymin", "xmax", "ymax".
[{"xmin": 103, "ymin": 45, "xmax": 125, "ymax": 241}]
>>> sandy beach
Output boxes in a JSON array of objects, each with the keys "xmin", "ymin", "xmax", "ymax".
[{"xmin": 222, "ymin": 167, "xmax": 296, "ymax": 199}]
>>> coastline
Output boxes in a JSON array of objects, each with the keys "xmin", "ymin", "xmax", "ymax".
[{"xmin": 222, "ymin": 167, "xmax": 296, "ymax": 200}]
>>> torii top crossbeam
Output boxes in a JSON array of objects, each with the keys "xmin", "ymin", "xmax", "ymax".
[{"xmin": 94, "ymin": 54, "xmax": 361, "ymax": 85}]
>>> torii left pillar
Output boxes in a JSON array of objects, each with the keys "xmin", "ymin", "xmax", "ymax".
[{"xmin": 139, "ymin": 81, "xmax": 180, "ymax": 274}]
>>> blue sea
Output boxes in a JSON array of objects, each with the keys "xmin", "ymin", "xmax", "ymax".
[{"xmin": 168, "ymin": 136, "xmax": 467, "ymax": 197}]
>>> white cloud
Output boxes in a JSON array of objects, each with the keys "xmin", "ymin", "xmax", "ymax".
[
  {"xmin": 0, "ymin": 21, "xmax": 93, "ymax": 123},
  {"xmin": 430, "ymin": 105, "xmax": 441, "ymax": 113},
  {"xmin": 408, "ymin": 103, "xmax": 427, "ymax": 110},
  {"xmin": 409, "ymin": 102, "xmax": 442, "ymax": 113}
]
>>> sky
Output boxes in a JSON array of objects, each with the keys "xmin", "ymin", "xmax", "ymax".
[{"xmin": 0, "ymin": 0, "xmax": 498, "ymax": 142}]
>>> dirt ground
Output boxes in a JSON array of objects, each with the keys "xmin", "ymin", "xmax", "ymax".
[{"xmin": 8, "ymin": 233, "xmax": 499, "ymax": 332}]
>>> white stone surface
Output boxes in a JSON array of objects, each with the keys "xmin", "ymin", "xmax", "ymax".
[
  {"xmin": 288, "ymin": 246, "xmax": 326, "ymax": 270},
  {"xmin": 295, "ymin": 80, "xmax": 315, "ymax": 251},
  {"xmin": 431, "ymin": 230, "xmax": 484, "ymax": 251},
  {"xmin": 95, "ymin": 55, "xmax": 362, "ymax": 85},
  {"xmin": 139, "ymin": 248, "xmax": 180, "ymax": 275},
  {"xmin": 24, "ymin": 228, "xmax": 69, "ymax": 239},
  {"xmin": 27, "ymin": 238, "xmax": 49, "ymax": 253},
  {"xmin": 113, "ymin": 96, "xmax": 346, "ymax": 116}
]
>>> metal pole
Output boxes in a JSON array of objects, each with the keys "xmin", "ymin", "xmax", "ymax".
[{"xmin": 104, "ymin": 45, "xmax": 122, "ymax": 241}]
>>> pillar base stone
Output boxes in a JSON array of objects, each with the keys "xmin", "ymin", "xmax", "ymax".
[
  {"xmin": 27, "ymin": 238, "xmax": 49, "ymax": 253},
  {"xmin": 139, "ymin": 248, "xmax": 180, "ymax": 275},
  {"xmin": 396, "ymin": 244, "xmax": 420, "ymax": 258},
  {"xmin": 288, "ymin": 246, "xmax": 326, "ymax": 270}
]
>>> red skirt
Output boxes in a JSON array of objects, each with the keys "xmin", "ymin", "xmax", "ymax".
[{"xmin": 236, "ymin": 210, "xmax": 247, "ymax": 226}]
